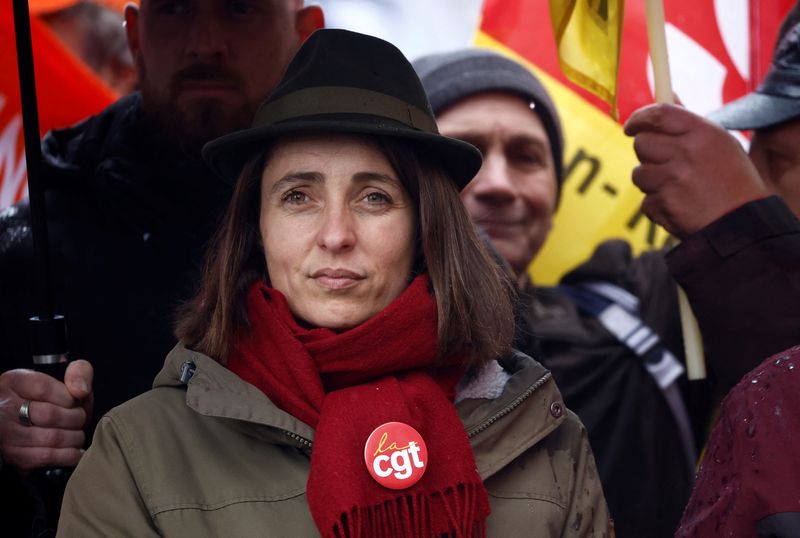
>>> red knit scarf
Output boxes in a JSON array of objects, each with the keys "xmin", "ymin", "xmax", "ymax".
[{"xmin": 227, "ymin": 275, "xmax": 490, "ymax": 537}]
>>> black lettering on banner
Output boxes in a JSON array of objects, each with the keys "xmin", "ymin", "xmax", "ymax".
[
  {"xmin": 564, "ymin": 148, "xmax": 601, "ymax": 195},
  {"xmin": 602, "ymin": 184, "xmax": 618, "ymax": 196}
]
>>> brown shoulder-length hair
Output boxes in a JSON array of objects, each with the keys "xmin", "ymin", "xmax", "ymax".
[{"xmin": 176, "ymin": 134, "xmax": 515, "ymax": 366}]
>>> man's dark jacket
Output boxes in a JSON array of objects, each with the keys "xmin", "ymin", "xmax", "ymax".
[
  {"xmin": 0, "ymin": 93, "xmax": 232, "ymax": 535},
  {"xmin": 518, "ymin": 196, "xmax": 800, "ymax": 538}
]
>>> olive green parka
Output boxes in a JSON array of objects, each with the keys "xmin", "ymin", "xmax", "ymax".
[{"xmin": 58, "ymin": 345, "xmax": 611, "ymax": 537}]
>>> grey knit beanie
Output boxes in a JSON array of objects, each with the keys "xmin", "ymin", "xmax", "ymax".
[{"xmin": 413, "ymin": 49, "xmax": 564, "ymax": 203}]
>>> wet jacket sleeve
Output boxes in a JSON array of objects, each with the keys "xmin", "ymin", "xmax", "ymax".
[
  {"xmin": 57, "ymin": 415, "xmax": 159, "ymax": 537},
  {"xmin": 561, "ymin": 412, "xmax": 614, "ymax": 537},
  {"xmin": 676, "ymin": 346, "xmax": 800, "ymax": 537},
  {"xmin": 666, "ymin": 196, "xmax": 800, "ymax": 393}
]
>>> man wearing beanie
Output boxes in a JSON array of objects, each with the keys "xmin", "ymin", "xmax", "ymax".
[
  {"xmin": 415, "ymin": 48, "xmax": 693, "ymax": 538},
  {"xmin": 416, "ymin": 45, "xmax": 800, "ymax": 537}
]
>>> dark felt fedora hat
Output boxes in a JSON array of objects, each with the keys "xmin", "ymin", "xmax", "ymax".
[
  {"xmin": 202, "ymin": 29, "xmax": 482, "ymax": 189},
  {"xmin": 709, "ymin": 22, "xmax": 800, "ymax": 130}
]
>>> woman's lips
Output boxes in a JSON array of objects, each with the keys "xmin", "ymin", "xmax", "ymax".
[{"xmin": 311, "ymin": 269, "xmax": 365, "ymax": 290}]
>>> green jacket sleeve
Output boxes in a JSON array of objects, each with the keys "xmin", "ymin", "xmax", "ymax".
[
  {"xmin": 561, "ymin": 412, "xmax": 613, "ymax": 538},
  {"xmin": 57, "ymin": 415, "xmax": 160, "ymax": 537}
]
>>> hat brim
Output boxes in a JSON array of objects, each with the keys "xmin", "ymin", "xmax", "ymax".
[
  {"xmin": 708, "ymin": 92, "xmax": 800, "ymax": 130},
  {"xmin": 202, "ymin": 115, "xmax": 482, "ymax": 191}
]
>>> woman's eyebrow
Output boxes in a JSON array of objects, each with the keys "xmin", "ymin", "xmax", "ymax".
[
  {"xmin": 268, "ymin": 171, "xmax": 323, "ymax": 196},
  {"xmin": 352, "ymin": 171, "xmax": 401, "ymax": 188}
]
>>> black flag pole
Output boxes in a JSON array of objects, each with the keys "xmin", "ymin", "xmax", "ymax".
[
  {"xmin": 11, "ymin": 2, "xmax": 71, "ymax": 533},
  {"xmin": 11, "ymin": 0, "xmax": 68, "ymax": 377}
]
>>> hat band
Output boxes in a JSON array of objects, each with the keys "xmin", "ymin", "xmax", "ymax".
[
  {"xmin": 253, "ymin": 86, "xmax": 439, "ymax": 134},
  {"xmin": 759, "ymin": 70, "xmax": 800, "ymax": 99}
]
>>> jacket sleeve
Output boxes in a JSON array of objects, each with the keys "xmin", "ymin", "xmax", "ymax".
[
  {"xmin": 0, "ymin": 200, "xmax": 38, "ymax": 371},
  {"xmin": 676, "ymin": 347, "xmax": 800, "ymax": 537},
  {"xmin": 561, "ymin": 412, "xmax": 613, "ymax": 538},
  {"xmin": 57, "ymin": 415, "xmax": 159, "ymax": 537},
  {"xmin": 666, "ymin": 196, "xmax": 800, "ymax": 393}
]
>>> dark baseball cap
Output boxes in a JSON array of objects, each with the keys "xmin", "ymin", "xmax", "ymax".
[{"xmin": 709, "ymin": 22, "xmax": 800, "ymax": 130}]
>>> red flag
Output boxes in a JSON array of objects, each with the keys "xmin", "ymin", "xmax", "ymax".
[
  {"xmin": 479, "ymin": 0, "xmax": 794, "ymax": 283},
  {"xmin": 0, "ymin": 2, "xmax": 118, "ymax": 208},
  {"xmin": 482, "ymin": 0, "xmax": 793, "ymax": 122}
]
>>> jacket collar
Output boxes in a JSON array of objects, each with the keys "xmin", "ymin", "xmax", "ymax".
[
  {"xmin": 154, "ymin": 345, "xmax": 316, "ymax": 447},
  {"xmin": 154, "ymin": 344, "xmax": 565, "ymax": 478},
  {"xmin": 458, "ymin": 351, "xmax": 565, "ymax": 480}
]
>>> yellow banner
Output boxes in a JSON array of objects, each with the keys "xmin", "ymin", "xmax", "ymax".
[
  {"xmin": 474, "ymin": 32, "xmax": 672, "ymax": 285},
  {"xmin": 550, "ymin": 0, "xmax": 624, "ymax": 110}
]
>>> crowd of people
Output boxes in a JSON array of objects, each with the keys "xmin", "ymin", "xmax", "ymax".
[{"xmin": 0, "ymin": 0, "xmax": 798, "ymax": 536}]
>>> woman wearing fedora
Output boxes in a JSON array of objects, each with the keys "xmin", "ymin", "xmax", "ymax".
[{"xmin": 57, "ymin": 30, "xmax": 610, "ymax": 537}]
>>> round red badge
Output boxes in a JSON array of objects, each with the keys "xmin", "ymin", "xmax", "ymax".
[{"xmin": 364, "ymin": 422, "xmax": 428, "ymax": 490}]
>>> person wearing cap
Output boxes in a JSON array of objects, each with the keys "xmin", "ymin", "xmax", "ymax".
[
  {"xmin": 415, "ymin": 49, "xmax": 698, "ymax": 537},
  {"xmin": 627, "ymin": 20, "xmax": 800, "ymax": 538},
  {"xmin": 57, "ymin": 29, "xmax": 611, "ymax": 537},
  {"xmin": 0, "ymin": 0, "xmax": 323, "ymax": 534},
  {"xmin": 624, "ymin": 21, "xmax": 800, "ymax": 390}
]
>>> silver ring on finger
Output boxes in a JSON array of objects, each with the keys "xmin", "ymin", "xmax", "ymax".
[{"xmin": 18, "ymin": 400, "xmax": 33, "ymax": 427}]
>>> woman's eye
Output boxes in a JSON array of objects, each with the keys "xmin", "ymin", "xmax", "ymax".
[
  {"xmin": 283, "ymin": 190, "xmax": 309, "ymax": 205},
  {"xmin": 363, "ymin": 192, "xmax": 391, "ymax": 204}
]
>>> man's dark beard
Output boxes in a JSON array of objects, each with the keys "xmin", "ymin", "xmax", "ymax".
[{"xmin": 139, "ymin": 60, "xmax": 257, "ymax": 156}]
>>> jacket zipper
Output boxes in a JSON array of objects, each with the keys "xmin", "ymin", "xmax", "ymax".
[
  {"xmin": 280, "ymin": 371, "xmax": 553, "ymax": 449},
  {"xmin": 466, "ymin": 371, "xmax": 552, "ymax": 438},
  {"xmin": 284, "ymin": 430, "xmax": 313, "ymax": 450}
]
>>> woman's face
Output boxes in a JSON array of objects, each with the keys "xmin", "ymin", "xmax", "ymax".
[{"xmin": 259, "ymin": 135, "xmax": 416, "ymax": 330}]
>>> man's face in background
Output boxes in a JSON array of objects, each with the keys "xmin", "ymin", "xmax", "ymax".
[
  {"xmin": 749, "ymin": 118, "xmax": 800, "ymax": 217},
  {"xmin": 437, "ymin": 91, "xmax": 558, "ymax": 285},
  {"xmin": 125, "ymin": 0, "xmax": 321, "ymax": 153}
]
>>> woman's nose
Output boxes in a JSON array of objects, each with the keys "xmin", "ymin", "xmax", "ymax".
[{"xmin": 315, "ymin": 205, "xmax": 356, "ymax": 252}]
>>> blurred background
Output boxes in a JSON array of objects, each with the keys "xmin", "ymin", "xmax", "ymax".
[{"xmin": 1, "ymin": 0, "xmax": 794, "ymax": 281}]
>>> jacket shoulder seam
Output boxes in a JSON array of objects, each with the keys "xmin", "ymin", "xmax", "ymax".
[
  {"xmin": 150, "ymin": 489, "xmax": 307, "ymax": 516},
  {"xmin": 487, "ymin": 490, "xmax": 567, "ymax": 509}
]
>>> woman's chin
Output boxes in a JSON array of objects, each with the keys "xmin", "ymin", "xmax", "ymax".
[{"xmin": 296, "ymin": 304, "xmax": 374, "ymax": 331}]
